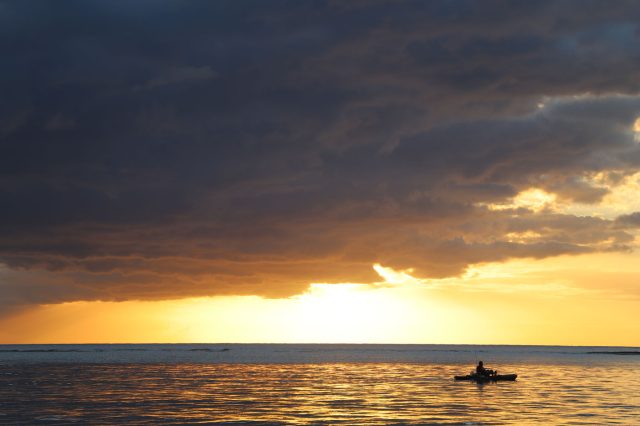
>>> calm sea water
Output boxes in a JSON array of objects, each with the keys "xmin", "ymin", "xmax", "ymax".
[{"xmin": 1, "ymin": 344, "xmax": 639, "ymax": 424}]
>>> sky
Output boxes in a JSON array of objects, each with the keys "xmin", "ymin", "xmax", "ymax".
[{"xmin": 1, "ymin": 1, "xmax": 639, "ymax": 345}]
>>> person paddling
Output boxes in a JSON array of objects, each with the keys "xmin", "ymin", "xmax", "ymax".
[{"xmin": 476, "ymin": 361, "xmax": 496, "ymax": 377}]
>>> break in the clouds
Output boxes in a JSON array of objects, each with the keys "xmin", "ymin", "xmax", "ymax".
[{"xmin": 2, "ymin": 0, "xmax": 640, "ymax": 308}]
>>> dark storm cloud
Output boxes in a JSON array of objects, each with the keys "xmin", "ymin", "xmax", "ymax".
[{"xmin": 2, "ymin": 0, "xmax": 640, "ymax": 307}]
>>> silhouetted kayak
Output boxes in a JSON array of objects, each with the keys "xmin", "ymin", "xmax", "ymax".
[{"xmin": 454, "ymin": 373, "xmax": 517, "ymax": 382}]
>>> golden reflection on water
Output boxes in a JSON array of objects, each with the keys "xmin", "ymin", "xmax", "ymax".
[{"xmin": 1, "ymin": 363, "xmax": 639, "ymax": 424}]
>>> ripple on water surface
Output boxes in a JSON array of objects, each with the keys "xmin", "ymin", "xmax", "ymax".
[{"xmin": 0, "ymin": 363, "xmax": 639, "ymax": 424}]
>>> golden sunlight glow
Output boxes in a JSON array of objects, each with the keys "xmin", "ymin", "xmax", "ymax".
[
  {"xmin": 485, "ymin": 188, "xmax": 556, "ymax": 212},
  {"xmin": 1, "ymin": 253, "xmax": 639, "ymax": 346},
  {"xmin": 634, "ymin": 117, "xmax": 640, "ymax": 133},
  {"xmin": 372, "ymin": 263, "xmax": 415, "ymax": 285},
  {"xmin": 561, "ymin": 171, "xmax": 640, "ymax": 222},
  {"xmin": 504, "ymin": 231, "xmax": 542, "ymax": 243},
  {"xmin": 286, "ymin": 283, "xmax": 414, "ymax": 343}
]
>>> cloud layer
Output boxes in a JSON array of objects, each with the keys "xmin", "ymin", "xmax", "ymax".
[{"xmin": 2, "ymin": 1, "xmax": 640, "ymax": 307}]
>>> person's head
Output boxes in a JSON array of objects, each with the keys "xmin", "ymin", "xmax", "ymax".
[{"xmin": 478, "ymin": 361, "xmax": 483, "ymax": 366}]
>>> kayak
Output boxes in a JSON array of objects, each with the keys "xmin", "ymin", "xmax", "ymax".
[{"xmin": 454, "ymin": 373, "xmax": 517, "ymax": 382}]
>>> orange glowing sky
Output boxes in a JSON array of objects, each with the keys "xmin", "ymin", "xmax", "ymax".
[{"xmin": 2, "ymin": 252, "xmax": 639, "ymax": 345}]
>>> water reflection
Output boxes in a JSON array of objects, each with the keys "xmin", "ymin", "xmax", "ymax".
[{"xmin": 1, "ymin": 363, "xmax": 638, "ymax": 424}]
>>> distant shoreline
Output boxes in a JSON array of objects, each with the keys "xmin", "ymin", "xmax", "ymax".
[{"xmin": 587, "ymin": 351, "xmax": 640, "ymax": 355}]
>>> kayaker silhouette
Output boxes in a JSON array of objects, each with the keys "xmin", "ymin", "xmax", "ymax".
[
  {"xmin": 476, "ymin": 361, "xmax": 496, "ymax": 377},
  {"xmin": 454, "ymin": 362, "xmax": 516, "ymax": 381}
]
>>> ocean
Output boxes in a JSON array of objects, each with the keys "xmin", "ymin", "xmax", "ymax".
[{"xmin": 1, "ymin": 344, "xmax": 639, "ymax": 424}]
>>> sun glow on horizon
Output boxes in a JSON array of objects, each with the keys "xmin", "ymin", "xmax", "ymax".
[{"xmin": 1, "ymin": 252, "xmax": 639, "ymax": 346}]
